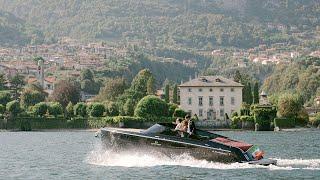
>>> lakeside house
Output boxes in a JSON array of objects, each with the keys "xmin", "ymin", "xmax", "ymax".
[{"xmin": 179, "ymin": 76, "xmax": 243, "ymax": 121}]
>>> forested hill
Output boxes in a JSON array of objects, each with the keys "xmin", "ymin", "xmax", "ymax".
[
  {"xmin": 0, "ymin": 0, "xmax": 319, "ymax": 48},
  {"xmin": 0, "ymin": 11, "xmax": 44, "ymax": 46}
]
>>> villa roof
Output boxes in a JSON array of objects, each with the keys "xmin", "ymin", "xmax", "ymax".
[{"xmin": 179, "ymin": 76, "xmax": 243, "ymax": 87}]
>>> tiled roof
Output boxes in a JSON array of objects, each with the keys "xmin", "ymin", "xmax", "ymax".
[
  {"xmin": 45, "ymin": 77, "xmax": 56, "ymax": 83},
  {"xmin": 27, "ymin": 77, "xmax": 37, "ymax": 84},
  {"xmin": 179, "ymin": 76, "xmax": 243, "ymax": 87}
]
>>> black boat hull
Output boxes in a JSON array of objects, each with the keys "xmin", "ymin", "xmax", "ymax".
[
  {"xmin": 101, "ymin": 129, "xmax": 241, "ymax": 163},
  {"xmin": 98, "ymin": 126, "xmax": 277, "ymax": 166}
]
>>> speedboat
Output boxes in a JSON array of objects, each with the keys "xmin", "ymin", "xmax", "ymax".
[{"xmin": 97, "ymin": 123, "xmax": 277, "ymax": 166}]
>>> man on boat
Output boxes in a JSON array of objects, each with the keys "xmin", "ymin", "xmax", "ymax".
[{"xmin": 187, "ymin": 115, "xmax": 196, "ymax": 136}]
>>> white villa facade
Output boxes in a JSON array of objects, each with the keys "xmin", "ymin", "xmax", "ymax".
[{"xmin": 179, "ymin": 76, "xmax": 243, "ymax": 121}]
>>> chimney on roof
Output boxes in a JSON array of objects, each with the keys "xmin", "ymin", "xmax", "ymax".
[{"xmin": 189, "ymin": 75, "xmax": 192, "ymax": 81}]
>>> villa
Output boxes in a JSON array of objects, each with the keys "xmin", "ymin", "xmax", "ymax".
[{"xmin": 179, "ymin": 76, "xmax": 243, "ymax": 121}]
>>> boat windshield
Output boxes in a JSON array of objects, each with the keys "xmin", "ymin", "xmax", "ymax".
[{"xmin": 142, "ymin": 124, "xmax": 167, "ymax": 135}]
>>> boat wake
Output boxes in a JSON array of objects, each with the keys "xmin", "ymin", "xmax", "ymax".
[{"xmin": 86, "ymin": 144, "xmax": 320, "ymax": 170}]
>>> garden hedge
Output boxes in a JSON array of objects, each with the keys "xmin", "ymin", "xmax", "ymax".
[{"xmin": 274, "ymin": 118, "xmax": 295, "ymax": 128}]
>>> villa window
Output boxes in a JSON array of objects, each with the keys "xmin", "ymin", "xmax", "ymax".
[
  {"xmin": 188, "ymin": 97, "xmax": 192, "ymax": 105},
  {"xmin": 209, "ymin": 88, "xmax": 213, "ymax": 92},
  {"xmin": 220, "ymin": 88, "xmax": 224, "ymax": 92},
  {"xmin": 220, "ymin": 109, "xmax": 224, "ymax": 117},
  {"xmin": 199, "ymin": 88, "xmax": 202, "ymax": 92},
  {"xmin": 231, "ymin": 88, "xmax": 234, "ymax": 92},
  {"xmin": 198, "ymin": 96, "xmax": 203, "ymax": 106},
  {"xmin": 209, "ymin": 96, "xmax": 213, "ymax": 106},
  {"xmin": 188, "ymin": 88, "xmax": 192, "ymax": 92},
  {"xmin": 199, "ymin": 109, "xmax": 203, "ymax": 117},
  {"xmin": 220, "ymin": 96, "xmax": 224, "ymax": 106},
  {"xmin": 231, "ymin": 97, "xmax": 235, "ymax": 105}
]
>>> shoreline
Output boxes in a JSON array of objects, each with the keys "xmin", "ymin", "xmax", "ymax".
[{"xmin": 1, "ymin": 127, "xmax": 318, "ymax": 132}]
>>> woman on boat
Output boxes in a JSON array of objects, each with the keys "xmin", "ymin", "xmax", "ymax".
[{"xmin": 174, "ymin": 118, "xmax": 183, "ymax": 131}]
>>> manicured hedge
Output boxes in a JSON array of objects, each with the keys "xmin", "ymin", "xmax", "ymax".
[
  {"xmin": 88, "ymin": 117, "xmax": 115, "ymax": 128},
  {"xmin": 2, "ymin": 115, "xmax": 177, "ymax": 130},
  {"xmin": 113, "ymin": 116, "xmax": 145, "ymax": 123},
  {"xmin": 4, "ymin": 117, "xmax": 89, "ymax": 130},
  {"xmin": 240, "ymin": 116, "xmax": 254, "ymax": 123},
  {"xmin": 274, "ymin": 118, "xmax": 295, "ymax": 128}
]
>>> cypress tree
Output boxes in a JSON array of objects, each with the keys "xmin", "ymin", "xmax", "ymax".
[
  {"xmin": 253, "ymin": 81, "xmax": 259, "ymax": 104},
  {"xmin": 247, "ymin": 82, "xmax": 253, "ymax": 105},
  {"xmin": 242, "ymin": 82, "xmax": 253, "ymax": 105},
  {"xmin": 234, "ymin": 70, "xmax": 241, "ymax": 83},
  {"xmin": 172, "ymin": 84, "xmax": 178, "ymax": 104},
  {"xmin": 165, "ymin": 84, "xmax": 170, "ymax": 103}
]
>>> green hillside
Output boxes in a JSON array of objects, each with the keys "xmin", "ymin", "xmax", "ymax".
[
  {"xmin": 0, "ymin": 0, "xmax": 319, "ymax": 48},
  {"xmin": 0, "ymin": 11, "xmax": 44, "ymax": 46}
]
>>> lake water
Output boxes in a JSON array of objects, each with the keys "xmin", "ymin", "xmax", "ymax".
[{"xmin": 0, "ymin": 129, "xmax": 319, "ymax": 179}]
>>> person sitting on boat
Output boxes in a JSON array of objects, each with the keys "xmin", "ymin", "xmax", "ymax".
[
  {"xmin": 187, "ymin": 118, "xmax": 196, "ymax": 135},
  {"xmin": 179, "ymin": 120, "xmax": 189, "ymax": 137},
  {"xmin": 174, "ymin": 118, "xmax": 183, "ymax": 131}
]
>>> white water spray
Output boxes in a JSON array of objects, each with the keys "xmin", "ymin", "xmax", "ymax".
[{"xmin": 86, "ymin": 144, "xmax": 320, "ymax": 171}]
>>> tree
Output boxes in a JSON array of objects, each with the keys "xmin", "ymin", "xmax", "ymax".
[
  {"xmin": 89, "ymin": 103, "xmax": 105, "ymax": 117},
  {"xmin": 278, "ymin": 93, "xmax": 303, "ymax": 119},
  {"xmin": 164, "ymin": 84, "xmax": 170, "ymax": 103},
  {"xmin": 48, "ymin": 102, "xmax": 63, "ymax": 117},
  {"xmin": 130, "ymin": 69, "xmax": 153, "ymax": 95},
  {"xmin": 105, "ymin": 101, "xmax": 119, "ymax": 116},
  {"xmin": 50, "ymin": 79, "xmax": 80, "ymax": 107},
  {"xmin": 80, "ymin": 69, "xmax": 94, "ymax": 81},
  {"xmin": 122, "ymin": 98, "xmax": 135, "ymax": 116},
  {"xmin": 0, "ymin": 91, "xmax": 11, "ymax": 105},
  {"xmin": 20, "ymin": 88, "xmax": 46, "ymax": 108},
  {"xmin": 168, "ymin": 103, "xmax": 178, "ymax": 117},
  {"xmin": 234, "ymin": 70, "xmax": 241, "ymax": 83},
  {"xmin": 0, "ymin": 73, "xmax": 6, "ymax": 90},
  {"xmin": 95, "ymin": 78, "xmax": 127, "ymax": 102},
  {"xmin": 0, "ymin": 104, "xmax": 5, "ymax": 114},
  {"xmin": 74, "ymin": 102, "xmax": 87, "ymax": 117},
  {"xmin": 33, "ymin": 102, "xmax": 48, "ymax": 117},
  {"xmin": 9, "ymin": 74, "xmax": 25, "ymax": 100},
  {"xmin": 33, "ymin": 56, "xmax": 44, "ymax": 63},
  {"xmin": 6, "ymin": 100, "xmax": 21, "ymax": 116},
  {"xmin": 81, "ymin": 79, "xmax": 99, "ymax": 94},
  {"xmin": 80, "ymin": 69, "xmax": 101, "ymax": 94},
  {"xmin": 66, "ymin": 102, "xmax": 74, "ymax": 118},
  {"xmin": 242, "ymin": 82, "xmax": 253, "ymax": 105},
  {"xmin": 117, "ymin": 69, "xmax": 154, "ymax": 115},
  {"xmin": 147, "ymin": 76, "xmax": 155, "ymax": 95},
  {"xmin": 172, "ymin": 84, "xmax": 178, "ymax": 104},
  {"xmin": 173, "ymin": 108, "xmax": 187, "ymax": 118},
  {"xmin": 253, "ymin": 81, "xmax": 259, "ymax": 104},
  {"xmin": 134, "ymin": 95, "xmax": 168, "ymax": 118}
]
